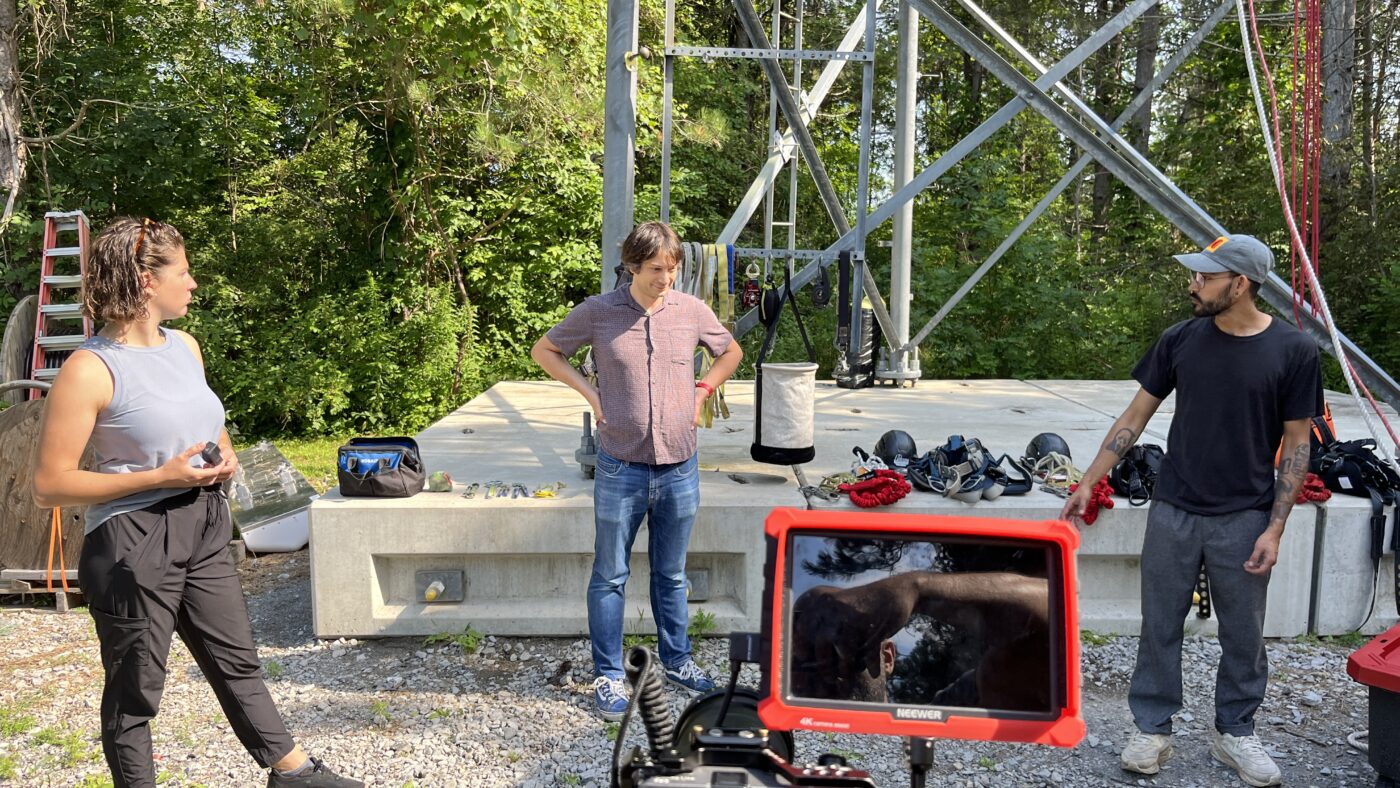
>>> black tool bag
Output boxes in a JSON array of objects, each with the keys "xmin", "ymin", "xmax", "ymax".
[
  {"xmin": 1109, "ymin": 444, "xmax": 1165, "ymax": 506},
  {"xmin": 337, "ymin": 437, "xmax": 425, "ymax": 498}
]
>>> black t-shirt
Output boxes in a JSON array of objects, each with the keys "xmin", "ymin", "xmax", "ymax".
[{"xmin": 1133, "ymin": 316, "xmax": 1322, "ymax": 515}]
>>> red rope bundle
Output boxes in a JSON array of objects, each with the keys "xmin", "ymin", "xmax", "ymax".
[
  {"xmin": 1069, "ymin": 477, "xmax": 1115, "ymax": 525},
  {"xmin": 839, "ymin": 469, "xmax": 912, "ymax": 508},
  {"xmin": 1296, "ymin": 472, "xmax": 1331, "ymax": 504}
]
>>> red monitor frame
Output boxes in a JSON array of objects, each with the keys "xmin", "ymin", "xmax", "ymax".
[{"xmin": 757, "ymin": 507, "xmax": 1085, "ymax": 747}]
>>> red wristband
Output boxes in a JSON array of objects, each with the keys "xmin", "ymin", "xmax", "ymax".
[{"xmin": 696, "ymin": 381, "xmax": 714, "ymax": 397}]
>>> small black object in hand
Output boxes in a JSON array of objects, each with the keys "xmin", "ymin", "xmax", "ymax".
[{"xmin": 200, "ymin": 441, "xmax": 223, "ymax": 466}]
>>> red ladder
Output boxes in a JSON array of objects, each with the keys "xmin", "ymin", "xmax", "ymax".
[{"xmin": 30, "ymin": 210, "xmax": 93, "ymax": 398}]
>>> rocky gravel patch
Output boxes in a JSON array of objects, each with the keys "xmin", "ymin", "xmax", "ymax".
[{"xmin": 0, "ymin": 551, "xmax": 1383, "ymax": 787}]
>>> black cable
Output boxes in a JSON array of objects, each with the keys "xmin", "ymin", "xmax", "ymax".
[
  {"xmin": 610, "ymin": 675, "xmax": 641, "ymax": 788},
  {"xmin": 625, "ymin": 647, "xmax": 675, "ymax": 752},
  {"xmin": 713, "ymin": 661, "xmax": 744, "ymax": 729}
]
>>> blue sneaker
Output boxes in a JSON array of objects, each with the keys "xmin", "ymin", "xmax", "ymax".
[
  {"xmin": 664, "ymin": 659, "xmax": 715, "ymax": 693},
  {"xmin": 592, "ymin": 675, "xmax": 629, "ymax": 721}
]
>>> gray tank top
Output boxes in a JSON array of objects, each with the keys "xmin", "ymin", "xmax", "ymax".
[{"xmin": 80, "ymin": 331, "xmax": 227, "ymax": 533}]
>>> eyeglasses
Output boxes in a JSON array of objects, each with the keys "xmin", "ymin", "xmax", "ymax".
[
  {"xmin": 1189, "ymin": 271, "xmax": 1237, "ymax": 287},
  {"xmin": 133, "ymin": 217, "xmax": 153, "ymax": 259}
]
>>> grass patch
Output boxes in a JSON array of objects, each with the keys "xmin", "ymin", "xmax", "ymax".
[
  {"xmin": 31, "ymin": 726, "xmax": 63, "ymax": 746},
  {"xmin": 1080, "ymin": 629, "xmax": 1113, "ymax": 646},
  {"xmin": 688, "ymin": 609, "xmax": 718, "ymax": 639},
  {"xmin": 0, "ymin": 704, "xmax": 37, "ymax": 737},
  {"xmin": 241, "ymin": 435, "xmax": 352, "ymax": 494},
  {"xmin": 57, "ymin": 730, "xmax": 94, "ymax": 766},
  {"xmin": 264, "ymin": 660, "xmax": 285, "ymax": 679},
  {"xmin": 826, "ymin": 746, "xmax": 863, "ymax": 762},
  {"xmin": 0, "ymin": 755, "xmax": 15, "ymax": 780},
  {"xmin": 427, "ymin": 708, "xmax": 452, "ymax": 720},
  {"xmin": 506, "ymin": 751, "xmax": 522, "ymax": 763},
  {"xmin": 623, "ymin": 607, "xmax": 657, "ymax": 650},
  {"xmin": 605, "ymin": 722, "xmax": 621, "ymax": 742},
  {"xmin": 424, "ymin": 625, "xmax": 483, "ymax": 656},
  {"xmin": 1326, "ymin": 632, "xmax": 1370, "ymax": 649},
  {"xmin": 369, "ymin": 699, "xmax": 392, "ymax": 724},
  {"xmin": 75, "ymin": 775, "xmax": 113, "ymax": 788},
  {"xmin": 560, "ymin": 774, "xmax": 581, "ymax": 785},
  {"xmin": 978, "ymin": 755, "xmax": 997, "ymax": 769}
]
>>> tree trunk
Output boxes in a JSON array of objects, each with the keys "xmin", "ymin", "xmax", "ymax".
[
  {"xmin": 1319, "ymin": 0, "xmax": 1356, "ymax": 245},
  {"xmin": 1089, "ymin": 0, "xmax": 1119, "ymax": 236},
  {"xmin": 1360, "ymin": 0, "xmax": 1375, "ymax": 227},
  {"xmin": 1129, "ymin": 8, "xmax": 1161, "ymax": 153},
  {"xmin": 0, "ymin": 0, "xmax": 27, "ymax": 229}
]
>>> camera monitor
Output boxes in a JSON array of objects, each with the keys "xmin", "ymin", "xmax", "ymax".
[{"xmin": 758, "ymin": 508, "xmax": 1084, "ymax": 747}]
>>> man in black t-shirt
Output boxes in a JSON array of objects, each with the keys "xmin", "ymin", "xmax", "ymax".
[{"xmin": 1062, "ymin": 234, "xmax": 1319, "ymax": 788}]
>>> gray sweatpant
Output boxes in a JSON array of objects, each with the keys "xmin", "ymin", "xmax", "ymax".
[
  {"xmin": 79, "ymin": 486, "xmax": 295, "ymax": 788},
  {"xmin": 1129, "ymin": 499, "xmax": 1272, "ymax": 737}
]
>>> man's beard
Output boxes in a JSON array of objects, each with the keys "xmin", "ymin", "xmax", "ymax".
[{"xmin": 1191, "ymin": 291, "xmax": 1232, "ymax": 317}]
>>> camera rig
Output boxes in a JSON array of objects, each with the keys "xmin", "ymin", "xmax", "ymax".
[
  {"xmin": 611, "ymin": 509, "xmax": 1084, "ymax": 787},
  {"xmin": 614, "ymin": 635, "xmax": 881, "ymax": 787}
]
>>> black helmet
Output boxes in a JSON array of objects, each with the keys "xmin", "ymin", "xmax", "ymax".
[
  {"xmin": 1023, "ymin": 432, "xmax": 1072, "ymax": 465},
  {"xmin": 874, "ymin": 430, "xmax": 918, "ymax": 470}
]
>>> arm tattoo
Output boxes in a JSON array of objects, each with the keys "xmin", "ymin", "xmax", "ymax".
[
  {"xmin": 1106, "ymin": 427, "xmax": 1137, "ymax": 458},
  {"xmin": 1269, "ymin": 442, "xmax": 1310, "ymax": 527}
]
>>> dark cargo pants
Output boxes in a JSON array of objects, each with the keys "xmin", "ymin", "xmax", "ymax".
[
  {"xmin": 1128, "ymin": 499, "xmax": 1272, "ymax": 737},
  {"xmin": 79, "ymin": 486, "xmax": 295, "ymax": 788}
]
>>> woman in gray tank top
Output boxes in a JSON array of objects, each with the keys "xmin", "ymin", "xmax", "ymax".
[{"xmin": 32, "ymin": 217, "xmax": 361, "ymax": 788}]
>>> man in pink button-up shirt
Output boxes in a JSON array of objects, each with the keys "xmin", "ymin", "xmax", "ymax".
[{"xmin": 532, "ymin": 222, "xmax": 742, "ymax": 720}]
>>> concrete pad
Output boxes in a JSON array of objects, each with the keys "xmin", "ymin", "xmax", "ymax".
[
  {"xmin": 1311, "ymin": 506, "xmax": 1398, "ymax": 635},
  {"xmin": 1307, "ymin": 391, "xmax": 1400, "ymax": 635},
  {"xmin": 311, "ymin": 380, "xmax": 1396, "ymax": 639}
]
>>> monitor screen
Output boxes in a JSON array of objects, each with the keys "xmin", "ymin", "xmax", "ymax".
[{"xmin": 758, "ymin": 509, "xmax": 1084, "ymax": 746}]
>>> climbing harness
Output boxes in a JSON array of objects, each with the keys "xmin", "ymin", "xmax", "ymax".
[{"xmin": 1108, "ymin": 444, "xmax": 1165, "ymax": 506}]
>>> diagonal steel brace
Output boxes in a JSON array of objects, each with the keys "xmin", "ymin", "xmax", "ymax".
[
  {"xmin": 901, "ymin": 0, "xmax": 1234, "ymax": 354},
  {"xmin": 735, "ymin": 0, "xmax": 1159, "ymax": 338},
  {"xmin": 919, "ymin": 0, "xmax": 1399, "ymax": 410}
]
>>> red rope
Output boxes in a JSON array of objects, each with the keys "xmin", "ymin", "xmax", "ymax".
[
  {"xmin": 1297, "ymin": 472, "xmax": 1332, "ymax": 504},
  {"xmin": 839, "ymin": 469, "xmax": 912, "ymax": 508},
  {"xmin": 1068, "ymin": 478, "xmax": 1115, "ymax": 526},
  {"xmin": 1246, "ymin": 0, "xmax": 1400, "ymax": 455}
]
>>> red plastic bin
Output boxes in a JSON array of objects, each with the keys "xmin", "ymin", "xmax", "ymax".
[{"xmin": 1347, "ymin": 622, "xmax": 1400, "ymax": 785}]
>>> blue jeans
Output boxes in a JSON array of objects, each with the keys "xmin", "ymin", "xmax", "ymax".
[{"xmin": 588, "ymin": 446, "xmax": 700, "ymax": 679}]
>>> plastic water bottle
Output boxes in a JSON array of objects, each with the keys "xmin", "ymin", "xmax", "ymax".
[{"xmin": 277, "ymin": 462, "xmax": 296, "ymax": 496}]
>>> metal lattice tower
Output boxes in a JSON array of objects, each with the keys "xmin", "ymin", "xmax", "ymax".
[{"xmin": 599, "ymin": 0, "xmax": 1400, "ymax": 409}]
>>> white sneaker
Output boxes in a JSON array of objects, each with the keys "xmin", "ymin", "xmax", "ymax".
[
  {"xmin": 1211, "ymin": 732, "xmax": 1283, "ymax": 787},
  {"xmin": 1120, "ymin": 731, "xmax": 1173, "ymax": 775}
]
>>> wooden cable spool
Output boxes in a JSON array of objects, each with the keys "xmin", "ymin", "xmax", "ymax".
[
  {"xmin": 0, "ymin": 398, "xmax": 91, "ymax": 575},
  {"xmin": 1, "ymin": 296, "xmax": 37, "ymax": 407}
]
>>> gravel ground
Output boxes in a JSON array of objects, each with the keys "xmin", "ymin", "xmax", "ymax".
[{"xmin": 0, "ymin": 550, "xmax": 1384, "ymax": 787}]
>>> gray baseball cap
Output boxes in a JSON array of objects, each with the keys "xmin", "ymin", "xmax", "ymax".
[{"xmin": 1173, "ymin": 234, "xmax": 1274, "ymax": 282}]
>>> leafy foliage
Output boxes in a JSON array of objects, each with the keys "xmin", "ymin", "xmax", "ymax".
[{"xmin": 0, "ymin": 0, "xmax": 1396, "ymax": 438}]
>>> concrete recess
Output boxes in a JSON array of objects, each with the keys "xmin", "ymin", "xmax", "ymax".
[{"xmin": 310, "ymin": 380, "xmax": 1397, "ymax": 639}]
